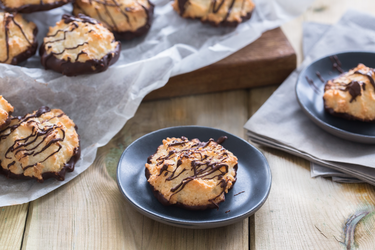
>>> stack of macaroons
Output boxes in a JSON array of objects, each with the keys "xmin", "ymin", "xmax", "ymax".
[{"xmin": 0, "ymin": 96, "xmax": 81, "ymax": 182}]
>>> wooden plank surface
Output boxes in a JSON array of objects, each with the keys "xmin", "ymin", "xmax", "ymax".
[
  {"xmin": 0, "ymin": 204, "xmax": 29, "ymax": 250},
  {"xmin": 144, "ymin": 27, "xmax": 296, "ymax": 101}
]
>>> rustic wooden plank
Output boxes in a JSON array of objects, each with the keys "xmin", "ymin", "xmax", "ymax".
[
  {"xmin": 22, "ymin": 90, "xmax": 249, "ymax": 250},
  {"xmin": 144, "ymin": 28, "xmax": 296, "ymax": 101},
  {"xmin": 0, "ymin": 204, "xmax": 29, "ymax": 250}
]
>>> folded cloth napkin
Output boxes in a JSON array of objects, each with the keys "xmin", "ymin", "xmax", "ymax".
[{"xmin": 244, "ymin": 10, "xmax": 375, "ymax": 186}]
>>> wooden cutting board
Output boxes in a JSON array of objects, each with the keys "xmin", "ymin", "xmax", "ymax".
[{"xmin": 144, "ymin": 27, "xmax": 296, "ymax": 101}]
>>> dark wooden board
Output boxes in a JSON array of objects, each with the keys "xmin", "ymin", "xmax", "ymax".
[{"xmin": 144, "ymin": 27, "xmax": 296, "ymax": 101}]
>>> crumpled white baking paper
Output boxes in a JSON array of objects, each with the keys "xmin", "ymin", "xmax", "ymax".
[{"xmin": 0, "ymin": 0, "xmax": 313, "ymax": 206}]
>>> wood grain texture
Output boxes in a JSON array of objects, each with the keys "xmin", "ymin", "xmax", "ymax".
[
  {"xmin": 0, "ymin": 204, "xmax": 29, "ymax": 250},
  {"xmin": 144, "ymin": 28, "xmax": 296, "ymax": 101},
  {"xmin": 21, "ymin": 90, "xmax": 249, "ymax": 250}
]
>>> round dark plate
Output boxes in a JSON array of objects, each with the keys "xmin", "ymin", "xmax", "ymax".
[
  {"xmin": 117, "ymin": 126, "xmax": 271, "ymax": 229},
  {"xmin": 296, "ymin": 51, "xmax": 375, "ymax": 144}
]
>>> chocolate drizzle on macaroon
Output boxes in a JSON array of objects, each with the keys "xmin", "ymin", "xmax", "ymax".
[
  {"xmin": 0, "ymin": 106, "xmax": 81, "ymax": 182},
  {"xmin": 146, "ymin": 137, "xmax": 238, "ymax": 210},
  {"xmin": 40, "ymin": 14, "xmax": 121, "ymax": 76},
  {"xmin": 73, "ymin": 0, "xmax": 154, "ymax": 40},
  {"xmin": 0, "ymin": 12, "xmax": 38, "ymax": 65},
  {"xmin": 0, "ymin": 0, "xmax": 72, "ymax": 13}
]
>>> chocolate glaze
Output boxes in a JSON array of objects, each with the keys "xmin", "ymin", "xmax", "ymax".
[
  {"xmin": 216, "ymin": 136, "xmax": 227, "ymax": 144},
  {"xmin": 234, "ymin": 190, "xmax": 244, "ymax": 196},
  {"xmin": 145, "ymin": 137, "xmax": 238, "ymax": 210},
  {"xmin": 329, "ymin": 55, "xmax": 343, "ymax": 73},
  {"xmin": 0, "ymin": 0, "xmax": 72, "ymax": 13},
  {"xmin": 354, "ymin": 70, "xmax": 375, "ymax": 91},
  {"xmin": 305, "ymin": 76, "xmax": 320, "ymax": 93},
  {"xmin": 73, "ymin": 0, "xmax": 154, "ymax": 40},
  {"xmin": 177, "ymin": 0, "xmax": 254, "ymax": 27},
  {"xmin": 346, "ymin": 81, "xmax": 363, "ymax": 103},
  {"xmin": 0, "ymin": 13, "xmax": 38, "ymax": 65},
  {"xmin": 316, "ymin": 71, "xmax": 325, "ymax": 83},
  {"xmin": 39, "ymin": 14, "xmax": 121, "ymax": 76},
  {"xmin": 0, "ymin": 106, "xmax": 81, "ymax": 182}
]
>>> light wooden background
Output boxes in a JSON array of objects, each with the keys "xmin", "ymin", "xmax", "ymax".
[{"xmin": 2, "ymin": 0, "xmax": 375, "ymax": 249}]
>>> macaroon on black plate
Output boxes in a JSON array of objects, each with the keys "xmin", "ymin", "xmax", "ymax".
[
  {"xmin": 296, "ymin": 51, "xmax": 375, "ymax": 144},
  {"xmin": 117, "ymin": 126, "xmax": 271, "ymax": 229}
]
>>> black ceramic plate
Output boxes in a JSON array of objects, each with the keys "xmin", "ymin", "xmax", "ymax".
[
  {"xmin": 296, "ymin": 51, "xmax": 375, "ymax": 144},
  {"xmin": 117, "ymin": 126, "xmax": 271, "ymax": 229}
]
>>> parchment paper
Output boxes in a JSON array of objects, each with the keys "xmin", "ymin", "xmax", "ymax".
[{"xmin": 0, "ymin": 0, "xmax": 313, "ymax": 206}]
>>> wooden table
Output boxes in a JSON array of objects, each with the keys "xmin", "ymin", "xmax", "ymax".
[{"xmin": 2, "ymin": 1, "xmax": 375, "ymax": 249}]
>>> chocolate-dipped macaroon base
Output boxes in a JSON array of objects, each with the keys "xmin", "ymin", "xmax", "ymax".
[
  {"xmin": 324, "ymin": 102, "xmax": 375, "ymax": 123},
  {"xmin": 111, "ymin": 2, "xmax": 154, "ymax": 40},
  {"xmin": 10, "ymin": 27, "xmax": 38, "ymax": 65},
  {"xmin": 0, "ymin": 147, "xmax": 81, "ymax": 183},
  {"xmin": 39, "ymin": 42, "xmax": 121, "ymax": 77},
  {"xmin": 0, "ymin": 0, "xmax": 72, "ymax": 13}
]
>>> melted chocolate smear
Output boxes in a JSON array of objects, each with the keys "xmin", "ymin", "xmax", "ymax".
[
  {"xmin": 305, "ymin": 76, "xmax": 320, "ymax": 93},
  {"xmin": 346, "ymin": 81, "xmax": 362, "ymax": 103},
  {"xmin": 354, "ymin": 70, "xmax": 375, "ymax": 91},
  {"xmin": 316, "ymin": 71, "xmax": 325, "ymax": 83},
  {"xmin": 234, "ymin": 191, "xmax": 245, "ymax": 196},
  {"xmin": 329, "ymin": 55, "xmax": 344, "ymax": 73},
  {"xmin": 216, "ymin": 136, "xmax": 227, "ymax": 144}
]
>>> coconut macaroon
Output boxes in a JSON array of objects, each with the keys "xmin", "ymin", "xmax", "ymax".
[
  {"xmin": 0, "ymin": 106, "xmax": 80, "ymax": 182},
  {"xmin": 40, "ymin": 14, "xmax": 121, "ymax": 76},
  {"xmin": 145, "ymin": 136, "xmax": 238, "ymax": 210},
  {"xmin": 324, "ymin": 64, "xmax": 375, "ymax": 122},
  {"xmin": 0, "ymin": 96, "xmax": 13, "ymax": 129},
  {"xmin": 172, "ymin": 0, "xmax": 255, "ymax": 26},
  {"xmin": 73, "ymin": 0, "xmax": 154, "ymax": 40},
  {"xmin": 0, "ymin": 12, "xmax": 38, "ymax": 65},
  {"xmin": 0, "ymin": 0, "xmax": 72, "ymax": 13}
]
